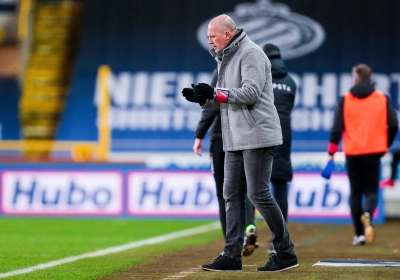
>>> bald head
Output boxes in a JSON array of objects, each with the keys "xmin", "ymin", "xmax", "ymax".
[
  {"xmin": 207, "ymin": 14, "xmax": 237, "ymax": 53},
  {"xmin": 209, "ymin": 14, "xmax": 236, "ymax": 33}
]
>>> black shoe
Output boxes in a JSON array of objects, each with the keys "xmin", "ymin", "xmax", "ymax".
[
  {"xmin": 257, "ymin": 253, "xmax": 298, "ymax": 272},
  {"xmin": 202, "ymin": 254, "xmax": 242, "ymax": 272}
]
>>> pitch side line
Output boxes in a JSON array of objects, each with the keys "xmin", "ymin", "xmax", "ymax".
[{"xmin": 0, "ymin": 222, "xmax": 221, "ymax": 279}]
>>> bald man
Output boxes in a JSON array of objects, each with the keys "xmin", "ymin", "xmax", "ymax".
[{"xmin": 182, "ymin": 15, "xmax": 298, "ymax": 272}]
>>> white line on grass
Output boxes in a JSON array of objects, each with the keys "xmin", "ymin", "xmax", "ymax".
[
  {"xmin": 162, "ymin": 266, "xmax": 201, "ymax": 279},
  {"xmin": 0, "ymin": 221, "xmax": 221, "ymax": 279}
]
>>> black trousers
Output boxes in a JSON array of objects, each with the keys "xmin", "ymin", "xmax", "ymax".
[
  {"xmin": 271, "ymin": 178, "xmax": 288, "ymax": 222},
  {"xmin": 346, "ymin": 154, "xmax": 381, "ymax": 236},
  {"xmin": 210, "ymin": 140, "xmax": 227, "ymax": 238}
]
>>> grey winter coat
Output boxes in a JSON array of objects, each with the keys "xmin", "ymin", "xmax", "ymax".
[{"xmin": 206, "ymin": 29, "xmax": 282, "ymax": 151}]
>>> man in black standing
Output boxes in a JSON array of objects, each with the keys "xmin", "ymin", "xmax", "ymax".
[{"xmin": 262, "ymin": 43, "xmax": 297, "ymax": 253}]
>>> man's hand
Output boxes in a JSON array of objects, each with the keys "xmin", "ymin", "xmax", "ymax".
[
  {"xmin": 182, "ymin": 84, "xmax": 206, "ymax": 106},
  {"xmin": 182, "ymin": 87, "xmax": 195, "ymax": 102},
  {"xmin": 193, "ymin": 138, "xmax": 203, "ymax": 156},
  {"xmin": 193, "ymin": 83, "xmax": 214, "ymax": 100}
]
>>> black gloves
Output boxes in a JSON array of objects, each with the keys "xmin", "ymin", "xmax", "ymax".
[
  {"xmin": 182, "ymin": 84, "xmax": 206, "ymax": 107},
  {"xmin": 182, "ymin": 83, "xmax": 215, "ymax": 107},
  {"xmin": 193, "ymin": 83, "xmax": 214, "ymax": 100},
  {"xmin": 182, "ymin": 86, "xmax": 195, "ymax": 102}
]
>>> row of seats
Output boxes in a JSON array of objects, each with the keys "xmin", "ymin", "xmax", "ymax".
[{"xmin": 19, "ymin": 0, "xmax": 83, "ymax": 157}]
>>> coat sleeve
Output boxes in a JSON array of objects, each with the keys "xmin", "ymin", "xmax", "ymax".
[
  {"xmin": 386, "ymin": 96, "xmax": 399, "ymax": 147},
  {"xmin": 194, "ymin": 108, "xmax": 216, "ymax": 139},
  {"xmin": 328, "ymin": 96, "xmax": 345, "ymax": 155}
]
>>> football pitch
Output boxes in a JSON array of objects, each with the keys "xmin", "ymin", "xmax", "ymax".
[
  {"xmin": 0, "ymin": 218, "xmax": 222, "ymax": 279},
  {"xmin": 2, "ymin": 218, "xmax": 400, "ymax": 279}
]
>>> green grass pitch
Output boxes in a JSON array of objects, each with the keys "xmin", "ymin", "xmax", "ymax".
[{"xmin": 0, "ymin": 218, "xmax": 222, "ymax": 279}]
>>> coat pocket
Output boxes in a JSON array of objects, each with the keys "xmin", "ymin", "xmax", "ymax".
[{"xmin": 242, "ymin": 105, "xmax": 256, "ymax": 128}]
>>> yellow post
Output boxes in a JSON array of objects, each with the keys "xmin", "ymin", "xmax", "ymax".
[
  {"xmin": 97, "ymin": 65, "xmax": 111, "ymax": 161},
  {"xmin": 18, "ymin": 0, "xmax": 32, "ymax": 40}
]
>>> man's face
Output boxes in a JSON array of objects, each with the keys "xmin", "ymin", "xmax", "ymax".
[{"xmin": 208, "ymin": 24, "xmax": 230, "ymax": 53}]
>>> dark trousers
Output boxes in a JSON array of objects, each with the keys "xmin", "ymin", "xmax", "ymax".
[
  {"xmin": 223, "ymin": 147, "xmax": 294, "ymax": 260},
  {"xmin": 271, "ymin": 178, "xmax": 288, "ymax": 222},
  {"xmin": 210, "ymin": 140, "xmax": 253, "ymax": 239},
  {"xmin": 346, "ymin": 154, "xmax": 381, "ymax": 236},
  {"xmin": 210, "ymin": 140, "xmax": 226, "ymax": 238}
]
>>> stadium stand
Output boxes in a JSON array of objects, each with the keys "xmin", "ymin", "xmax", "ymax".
[{"xmin": 18, "ymin": 0, "xmax": 83, "ymax": 157}]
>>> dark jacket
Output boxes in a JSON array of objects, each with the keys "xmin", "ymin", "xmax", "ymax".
[
  {"xmin": 270, "ymin": 57, "xmax": 296, "ymax": 181},
  {"xmin": 329, "ymin": 83, "xmax": 398, "ymax": 155},
  {"xmin": 195, "ymin": 69, "xmax": 222, "ymax": 141},
  {"xmin": 194, "ymin": 108, "xmax": 222, "ymax": 141}
]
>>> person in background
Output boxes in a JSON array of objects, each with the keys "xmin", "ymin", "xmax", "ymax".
[
  {"xmin": 193, "ymin": 68, "xmax": 259, "ymax": 256},
  {"xmin": 327, "ymin": 63, "xmax": 398, "ymax": 246},
  {"xmin": 262, "ymin": 43, "xmax": 296, "ymax": 254},
  {"xmin": 183, "ymin": 14, "xmax": 297, "ymax": 272}
]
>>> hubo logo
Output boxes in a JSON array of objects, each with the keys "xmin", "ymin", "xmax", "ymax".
[
  {"xmin": 196, "ymin": 0, "xmax": 325, "ymax": 60},
  {"xmin": 1, "ymin": 170, "xmax": 123, "ymax": 216}
]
